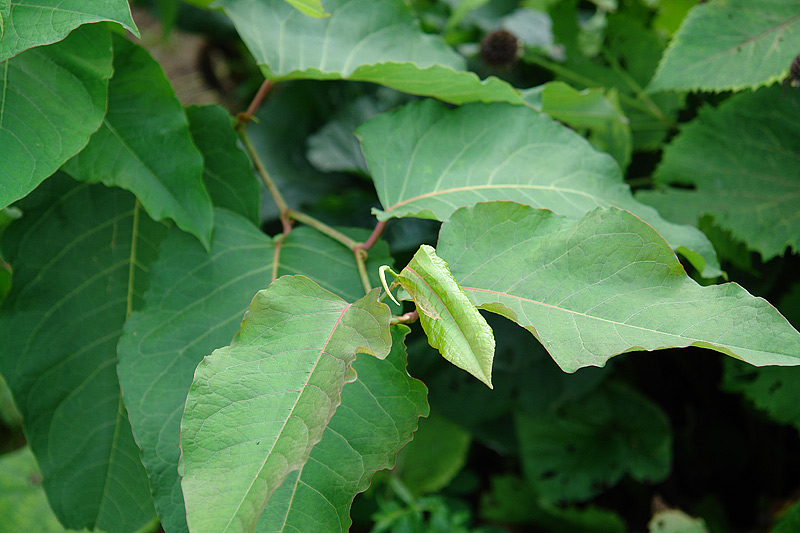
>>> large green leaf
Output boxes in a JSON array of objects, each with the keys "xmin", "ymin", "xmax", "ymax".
[
  {"xmin": 118, "ymin": 210, "xmax": 396, "ymax": 533},
  {"xmin": 217, "ymin": 0, "xmax": 523, "ymax": 104},
  {"xmin": 396, "ymin": 245, "xmax": 495, "ymax": 387},
  {"xmin": 285, "ymin": 0, "xmax": 328, "ymax": 17},
  {"xmin": 254, "ymin": 325, "xmax": 429, "ymax": 532},
  {"xmin": 64, "ymin": 34, "xmax": 213, "ymax": 249},
  {"xmin": 186, "ymin": 105, "xmax": 261, "ymax": 225},
  {"xmin": 0, "ymin": 447, "xmax": 84, "ymax": 532},
  {"xmin": 0, "ymin": 23, "xmax": 112, "ymax": 209},
  {"xmin": 180, "ymin": 277, "xmax": 392, "ymax": 533},
  {"xmin": 516, "ymin": 381, "xmax": 671, "ymax": 502},
  {"xmin": 0, "ymin": 174, "xmax": 162, "ymax": 531},
  {"xmin": 649, "ymin": 0, "xmax": 800, "ymax": 92},
  {"xmin": 436, "ymin": 202, "xmax": 800, "ymax": 372},
  {"xmin": 358, "ymin": 99, "xmax": 720, "ymax": 277},
  {"xmin": 0, "ymin": 0, "xmax": 137, "ymax": 61},
  {"xmin": 637, "ymin": 85, "xmax": 800, "ymax": 261}
]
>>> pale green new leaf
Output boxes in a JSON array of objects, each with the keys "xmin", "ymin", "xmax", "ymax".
[
  {"xmin": 0, "ymin": 174, "xmax": 162, "ymax": 531},
  {"xmin": 254, "ymin": 325, "xmax": 429, "ymax": 532},
  {"xmin": 187, "ymin": 105, "xmax": 261, "ymax": 225},
  {"xmin": 118, "ymin": 210, "xmax": 396, "ymax": 533},
  {"xmin": 397, "ymin": 245, "xmax": 495, "ymax": 387},
  {"xmin": 217, "ymin": 0, "xmax": 524, "ymax": 104},
  {"xmin": 180, "ymin": 277, "xmax": 392, "ymax": 533},
  {"xmin": 648, "ymin": 0, "xmax": 800, "ymax": 92},
  {"xmin": 638, "ymin": 85, "xmax": 800, "ymax": 260},
  {"xmin": 0, "ymin": 24, "xmax": 112, "ymax": 209},
  {"xmin": 0, "ymin": 0, "xmax": 138, "ymax": 61},
  {"xmin": 436, "ymin": 202, "xmax": 800, "ymax": 372},
  {"xmin": 285, "ymin": 0, "xmax": 328, "ymax": 18},
  {"xmin": 64, "ymin": 35, "xmax": 213, "ymax": 249},
  {"xmin": 649, "ymin": 509, "xmax": 709, "ymax": 533},
  {"xmin": 358, "ymin": 99, "xmax": 720, "ymax": 277}
]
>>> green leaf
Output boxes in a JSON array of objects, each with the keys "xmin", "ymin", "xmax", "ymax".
[
  {"xmin": 359, "ymin": 99, "xmax": 720, "ymax": 277},
  {"xmin": 480, "ymin": 475, "xmax": 627, "ymax": 532},
  {"xmin": 397, "ymin": 245, "xmax": 495, "ymax": 388},
  {"xmin": 0, "ymin": 447, "xmax": 85, "ymax": 532},
  {"xmin": 180, "ymin": 277, "xmax": 392, "ymax": 533},
  {"xmin": 285, "ymin": 0, "xmax": 328, "ymax": 18},
  {"xmin": 722, "ymin": 361, "xmax": 800, "ymax": 433},
  {"xmin": 649, "ymin": 509, "xmax": 709, "ymax": 533},
  {"xmin": 522, "ymin": 82, "xmax": 632, "ymax": 170},
  {"xmin": 0, "ymin": 0, "xmax": 138, "ymax": 61},
  {"xmin": 0, "ymin": 174, "xmax": 163, "ymax": 531},
  {"xmin": 436, "ymin": 202, "xmax": 800, "ymax": 372},
  {"xmin": 64, "ymin": 34, "xmax": 213, "ymax": 249},
  {"xmin": 254, "ymin": 325, "xmax": 429, "ymax": 532},
  {"xmin": 186, "ymin": 105, "xmax": 261, "ymax": 225},
  {"xmin": 217, "ymin": 0, "xmax": 524, "ymax": 104},
  {"xmin": 516, "ymin": 381, "xmax": 671, "ymax": 502},
  {"xmin": 392, "ymin": 411, "xmax": 470, "ymax": 495},
  {"xmin": 772, "ymin": 499, "xmax": 800, "ymax": 533},
  {"xmin": 638, "ymin": 85, "xmax": 800, "ymax": 260},
  {"xmin": 649, "ymin": 0, "xmax": 800, "ymax": 92},
  {"xmin": 118, "ymin": 210, "xmax": 397, "ymax": 532},
  {"xmin": 0, "ymin": 23, "xmax": 113, "ymax": 209}
]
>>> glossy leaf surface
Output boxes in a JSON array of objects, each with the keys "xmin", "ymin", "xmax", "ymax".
[
  {"xmin": 649, "ymin": 0, "xmax": 800, "ymax": 92},
  {"xmin": 181, "ymin": 277, "xmax": 392, "ymax": 532},
  {"xmin": 359, "ymin": 99, "xmax": 720, "ymax": 277},
  {"xmin": 0, "ymin": 175, "xmax": 161, "ymax": 531},
  {"xmin": 218, "ymin": 0, "xmax": 523, "ymax": 104},
  {"xmin": 638, "ymin": 85, "xmax": 800, "ymax": 260},
  {"xmin": 118, "ymin": 210, "xmax": 396, "ymax": 532},
  {"xmin": 0, "ymin": 0, "xmax": 137, "ymax": 61},
  {"xmin": 64, "ymin": 35, "xmax": 213, "ymax": 249},
  {"xmin": 397, "ymin": 245, "xmax": 495, "ymax": 387},
  {"xmin": 437, "ymin": 202, "xmax": 800, "ymax": 372},
  {"xmin": 0, "ymin": 24, "xmax": 112, "ymax": 209},
  {"xmin": 254, "ymin": 325, "xmax": 429, "ymax": 532}
]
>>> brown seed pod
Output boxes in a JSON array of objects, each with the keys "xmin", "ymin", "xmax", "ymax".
[{"xmin": 480, "ymin": 29, "xmax": 519, "ymax": 67}]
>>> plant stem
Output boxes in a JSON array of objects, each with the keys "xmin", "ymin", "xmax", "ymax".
[
  {"xmin": 239, "ymin": 129, "xmax": 293, "ymax": 234},
  {"xmin": 287, "ymin": 210, "xmax": 359, "ymax": 250},
  {"xmin": 354, "ymin": 249, "xmax": 372, "ymax": 295},
  {"xmin": 600, "ymin": 47, "xmax": 673, "ymax": 126},
  {"xmin": 356, "ymin": 220, "xmax": 387, "ymax": 252},
  {"xmin": 391, "ymin": 310, "xmax": 419, "ymax": 325},
  {"xmin": 236, "ymin": 79, "xmax": 272, "ymax": 130},
  {"xmin": 271, "ymin": 237, "xmax": 283, "ymax": 282}
]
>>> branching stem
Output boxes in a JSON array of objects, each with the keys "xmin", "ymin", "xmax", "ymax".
[{"xmin": 235, "ymin": 79, "xmax": 272, "ymax": 130}]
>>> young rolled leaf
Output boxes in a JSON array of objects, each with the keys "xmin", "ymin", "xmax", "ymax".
[
  {"xmin": 359, "ymin": 99, "xmax": 720, "ymax": 277},
  {"xmin": 217, "ymin": 0, "xmax": 523, "ymax": 104},
  {"xmin": 255, "ymin": 325, "xmax": 429, "ymax": 532},
  {"xmin": 0, "ymin": 174, "xmax": 161, "ymax": 531},
  {"xmin": 397, "ymin": 245, "xmax": 495, "ymax": 388},
  {"xmin": 118, "ymin": 211, "xmax": 397, "ymax": 533},
  {"xmin": 64, "ymin": 34, "xmax": 213, "ymax": 249},
  {"xmin": 648, "ymin": 0, "xmax": 800, "ymax": 92},
  {"xmin": 0, "ymin": 0, "xmax": 138, "ymax": 61},
  {"xmin": 436, "ymin": 202, "xmax": 800, "ymax": 373},
  {"xmin": 0, "ymin": 24, "xmax": 112, "ymax": 209},
  {"xmin": 637, "ymin": 85, "xmax": 800, "ymax": 260},
  {"xmin": 180, "ymin": 277, "xmax": 392, "ymax": 533}
]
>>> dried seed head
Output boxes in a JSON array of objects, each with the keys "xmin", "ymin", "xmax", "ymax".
[
  {"xmin": 480, "ymin": 29, "xmax": 519, "ymax": 67},
  {"xmin": 790, "ymin": 54, "xmax": 800, "ymax": 87}
]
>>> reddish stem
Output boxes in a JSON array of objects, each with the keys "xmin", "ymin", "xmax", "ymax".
[
  {"xmin": 356, "ymin": 220, "xmax": 387, "ymax": 252},
  {"xmin": 236, "ymin": 79, "xmax": 273, "ymax": 130},
  {"xmin": 391, "ymin": 310, "xmax": 419, "ymax": 325}
]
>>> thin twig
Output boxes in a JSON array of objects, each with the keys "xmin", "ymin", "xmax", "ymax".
[
  {"xmin": 287, "ymin": 210, "xmax": 359, "ymax": 250},
  {"xmin": 238, "ymin": 130, "xmax": 293, "ymax": 234},
  {"xmin": 236, "ymin": 79, "xmax": 272, "ymax": 130},
  {"xmin": 354, "ymin": 249, "xmax": 372, "ymax": 295},
  {"xmin": 355, "ymin": 220, "xmax": 387, "ymax": 252},
  {"xmin": 391, "ymin": 310, "xmax": 419, "ymax": 325}
]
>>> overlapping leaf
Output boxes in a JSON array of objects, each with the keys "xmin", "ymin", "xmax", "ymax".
[
  {"xmin": 64, "ymin": 35, "xmax": 213, "ymax": 249},
  {"xmin": 396, "ymin": 245, "xmax": 495, "ymax": 387},
  {"xmin": 118, "ymin": 210, "xmax": 397, "ymax": 532},
  {"xmin": 180, "ymin": 277, "xmax": 392, "ymax": 532},
  {"xmin": 187, "ymin": 105, "xmax": 261, "ymax": 225},
  {"xmin": 0, "ymin": 175, "xmax": 161, "ymax": 531},
  {"xmin": 358, "ymin": 99, "xmax": 720, "ymax": 277},
  {"xmin": 254, "ymin": 325, "xmax": 429, "ymax": 532},
  {"xmin": 0, "ymin": 0, "xmax": 137, "ymax": 61},
  {"xmin": 649, "ymin": 0, "xmax": 800, "ymax": 92},
  {"xmin": 436, "ymin": 202, "xmax": 800, "ymax": 372},
  {"xmin": 637, "ymin": 85, "xmax": 800, "ymax": 260},
  {"xmin": 0, "ymin": 24, "xmax": 112, "ymax": 209},
  {"xmin": 217, "ymin": 0, "xmax": 523, "ymax": 104}
]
